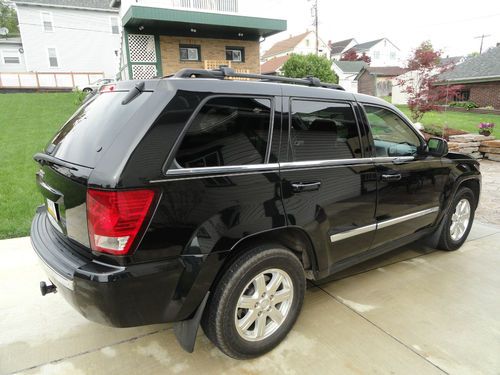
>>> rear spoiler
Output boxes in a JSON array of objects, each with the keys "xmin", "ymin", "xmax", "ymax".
[{"xmin": 33, "ymin": 153, "xmax": 78, "ymax": 171}]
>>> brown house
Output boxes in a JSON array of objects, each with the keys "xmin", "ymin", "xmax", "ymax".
[
  {"xmin": 436, "ymin": 46, "xmax": 500, "ymax": 108},
  {"xmin": 356, "ymin": 66, "xmax": 407, "ymax": 97},
  {"xmin": 115, "ymin": 4, "xmax": 286, "ymax": 79}
]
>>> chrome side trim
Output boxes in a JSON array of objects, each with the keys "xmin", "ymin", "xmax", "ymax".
[
  {"xmin": 153, "ymin": 155, "xmax": 416, "ymax": 183},
  {"xmin": 166, "ymin": 163, "xmax": 279, "ymax": 176},
  {"xmin": 330, "ymin": 206, "xmax": 440, "ymax": 243},
  {"xmin": 377, "ymin": 207, "xmax": 439, "ymax": 229},
  {"xmin": 330, "ymin": 224, "xmax": 377, "ymax": 243}
]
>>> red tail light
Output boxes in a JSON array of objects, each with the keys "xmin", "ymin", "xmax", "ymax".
[{"xmin": 86, "ymin": 189, "xmax": 156, "ymax": 255}]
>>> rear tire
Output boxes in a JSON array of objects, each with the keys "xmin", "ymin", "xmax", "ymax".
[
  {"xmin": 437, "ymin": 187, "xmax": 476, "ymax": 251},
  {"xmin": 201, "ymin": 244, "xmax": 305, "ymax": 359}
]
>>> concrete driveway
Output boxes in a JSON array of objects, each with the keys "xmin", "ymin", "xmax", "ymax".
[{"xmin": 1, "ymin": 222, "xmax": 500, "ymax": 375}]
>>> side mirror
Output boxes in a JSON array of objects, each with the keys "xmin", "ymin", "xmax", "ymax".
[{"xmin": 427, "ymin": 137, "xmax": 448, "ymax": 157}]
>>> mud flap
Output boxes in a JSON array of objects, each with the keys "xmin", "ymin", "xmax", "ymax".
[{"xmin": 173, "ymin": 292, "xmax": 210, "ymax": 353}]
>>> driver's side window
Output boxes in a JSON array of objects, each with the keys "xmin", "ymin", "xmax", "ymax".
[{"xmin": 364, "ymin": 105, "xmax": 421, "ymax": 157}]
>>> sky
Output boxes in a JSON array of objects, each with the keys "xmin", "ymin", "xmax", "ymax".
[{"xmin": 256, "ymin": 0, "xmax": 500, "ymax": 61}]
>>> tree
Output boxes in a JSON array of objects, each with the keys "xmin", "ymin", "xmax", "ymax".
[
  {"xmin": 0, "ymin": 0, "xmax": 19, "ymax": 35},
  {"xmin": 340, "ymin": 49, "xmax": 358, "ymax": 61},
  {"xmin": 340, "ymin": 50, "xmax": 371, "ymax": 64},
  {"xmin": 281, "ymin": 54, "xmax": 338, "ymax": 83},
  {"xmin": 397, "ymin": 41, "xmax": 462, "ymax": 122}
]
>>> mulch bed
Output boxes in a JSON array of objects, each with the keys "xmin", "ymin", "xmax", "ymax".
[{"xmin": 422, "ymin": 128, "xmax": 468, "ymax": 141}]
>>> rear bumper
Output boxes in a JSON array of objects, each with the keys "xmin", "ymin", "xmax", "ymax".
[{"xmin": 30, "ymin": 207, "xmax": 195, "ymax": 327}]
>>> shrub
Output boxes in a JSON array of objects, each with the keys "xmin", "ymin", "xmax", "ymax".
[
  {"xmin": 281, "ymin": 54, "xmax": 338, "ymax": 83},
  {"xmin": 449, "ymin": 101, "xmax": 478, "ymax": 110}
]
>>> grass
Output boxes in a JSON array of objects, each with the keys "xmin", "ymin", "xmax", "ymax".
[
  {"xmin": 0, "ymin": 93, "xmax": 79, "ymax": 239},
  {"xmin": 396, "ymin": 105, "xmax": 500, "ymax": 134}
]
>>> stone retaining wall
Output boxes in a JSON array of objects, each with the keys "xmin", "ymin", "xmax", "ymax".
[
  {"xmin": 479, "ymin": 140, "xmax": 500, "ymax": 162},
  {"xmin": 447, "ymin": 134, "xmax": 495, "ymax": 159}
]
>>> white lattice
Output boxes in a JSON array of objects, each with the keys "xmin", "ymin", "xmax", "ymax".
[
  {"xmin": 132, "ymin": 65, "xmax": 157, "ymax": 79},
  {"xmin": 128, "ymin": 34, "xmax": 156, "ymax": 63}
]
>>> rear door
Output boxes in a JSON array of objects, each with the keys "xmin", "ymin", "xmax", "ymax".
[
  {"xmin": 361, "ymin": 104, "xmax": 445, "ymax": 248},
  {"xmin": 279, "ymin": 97, "xmax": 378, "ymax": 275}
]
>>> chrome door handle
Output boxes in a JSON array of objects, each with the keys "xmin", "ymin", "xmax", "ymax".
[
  {"xmin": 291, "ymin": 181, "xmax": 321, "ymax": 192},
  {"xmin": 381, "ymin": 174, "xmax": 402, "ymax": 182}
]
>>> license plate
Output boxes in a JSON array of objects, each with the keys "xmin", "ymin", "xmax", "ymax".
[{"xmin": 46, "ymin": 199, "xmax": 58, "ymax": 221}]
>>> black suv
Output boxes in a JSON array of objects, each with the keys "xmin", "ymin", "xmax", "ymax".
[{"xmin": 31, "ymin": 68, "xmax": 480, "ymax": 359}]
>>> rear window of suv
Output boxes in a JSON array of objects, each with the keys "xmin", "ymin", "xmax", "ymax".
[
  {"xmin": 175, "ymin": 96, "xmax": 272, "ymax": 168},
  {"xmin": 46, "ymin": 91, "xmax": 152, "ymax": 168}
]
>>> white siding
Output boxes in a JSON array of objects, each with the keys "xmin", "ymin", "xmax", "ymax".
[
  {"xmin": 292, "ymin": 33, "xmax": 330, "ymax": 59},
  {"xmin": 0, "ymin": 42, "xmax": 26, "ymax": 72},
  {"xmin": 16, "ymin": 5, "xmax": 121, "ymax": 77},
  {"xmin": 365, "ymin": 39, "xmax": 402, "ymax": 67}
]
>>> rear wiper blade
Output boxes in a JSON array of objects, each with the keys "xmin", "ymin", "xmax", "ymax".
[
  {"xmin": 121, "ymin": 81, "xmax": 145, "ymax": 105},
  {"xmin": 33, "ymin": 153, "xmax": 78, "ymax": 171}
]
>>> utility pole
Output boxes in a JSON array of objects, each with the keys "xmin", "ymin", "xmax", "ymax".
[
  {"xmin": 309, "ymin": 0, "xmax": 319, "ymax": 55},
  {"xmin": 474, "ymin": 34, "xmax": 491, "ymax": 54}
]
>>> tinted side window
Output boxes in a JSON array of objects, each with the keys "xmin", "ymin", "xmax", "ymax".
[
  {"xmin": 175, "ymin": 97, "xmax": 271, "ymax": 168},
  {"xmin": 289, "ymin": 100, "xmax": 361, "ymax": 161},
  {"xmin": 364, "ymin": 105, "xmax": 421, "ymax": 157}
]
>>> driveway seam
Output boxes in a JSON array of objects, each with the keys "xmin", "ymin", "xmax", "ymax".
[
  {"xmin": 6, "ymin": 327, "xmax": 173, "ymax": 375},
  {"xmin": 312, "ymin": 282, "xmax": 450, "ymax": 375}
]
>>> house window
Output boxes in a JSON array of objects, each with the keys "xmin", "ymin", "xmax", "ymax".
[
  {"xmin": 179, "ymin": 45, "xmax": 200, "ymax": 61},
  {"xmin": 47, "ymin": 48, "xmax": 58, "ymax": 67},
  {"xmin": 110, "ymin": 17, "xmax": 119, "ymax": 34},
  {"xmin": 2, "ymin": 50, "xmax": 20, "ymax": 64},
  {"xmin": 390, "ymin": 51, "xmax": 396, "ymax": 60},
  {"xmin": 225, "ymin": 47, "xmax": 244, "ymax": 62},
  {"xmin": 41, "ymin": 12, "xmax": 54, "ymax": 32},
  {"xmin": 373, "ymin": 51, "xmax": 380, "ymax": 59},
  {"xmin": 454, "ymin": 89, "xmax": 470, "ymax": 102},
  {"xmin": 305, "ymin": 39, "xmax": 310, "ymax": 47}
]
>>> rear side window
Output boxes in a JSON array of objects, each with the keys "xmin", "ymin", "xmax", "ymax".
[
  {"xmin": 288, "ymin": 100, "xmax": 361, "ymax": 161},
  {"xmin": 175, "ymin": 97, "xmax": 272, "ymax": 168}
]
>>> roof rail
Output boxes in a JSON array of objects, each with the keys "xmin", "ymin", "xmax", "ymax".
[{"xmin": 170, "ymin": 67, "xmax": 345, "ymax": 91}]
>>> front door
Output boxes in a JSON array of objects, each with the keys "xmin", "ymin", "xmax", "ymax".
[
  {"xmin": 362, "ymin": 104, "xmax": 446, "ymax": 248},
  {"xmin": 279, "ymin": 98, "xmax": 378, "ymax": 276}
]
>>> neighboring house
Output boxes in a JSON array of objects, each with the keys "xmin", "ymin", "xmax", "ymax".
[
  {"xmin": 14, "ymin": 0, "xmax": 121, "ymax": 78},
  {"xmin": 261, "ymin": 30, "xmax": 330, "ymax": 63},
  {"xmin": 435, "ymin": 46, "xmax": 500, "ymax": 108},
  {"xmin": 112, "ymin": 0, "xmax": 286, "ymax": 79},
  {"xmin": 329, "ymin": 38, "xmax": 357, "ymax": 61},
  {"xmin": 356, "ymin": 66, "xmax": 407, "ymax": 97},
  {"xmin": 0, "ymin": 37, "xmax": 26, "ymax": 72},
  {"xmin": 345, "ymin": 38, "xmax": 402, "ymax": 67},
  {"xmin": 260, "ymin": 54, "xmax": 290, "ymax": 76},
  {"xmin": 331, "ymin": 60, "xmax": 366, "ymax": 93},
  {"xmin": 440, "ymin": 55, "xmax": 466, "ymax": 67}
]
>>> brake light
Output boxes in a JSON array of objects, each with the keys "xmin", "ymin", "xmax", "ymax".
[
  {"xmin": 86, "ymin": 189, "xmax": 156, "ymax": 255},
  {"xmin": 100, "ymin": 84, "xmax": 116, "ymax": 93}
]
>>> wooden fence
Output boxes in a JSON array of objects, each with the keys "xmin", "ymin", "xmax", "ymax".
[{"xmin": 0, "ymin": 72, "xmax": 105, "ymax": 90}]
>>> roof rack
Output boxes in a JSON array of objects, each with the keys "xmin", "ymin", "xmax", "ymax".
[{"xmin": 169, "ymin": 66, "xmax": 345, "ymax": 91}]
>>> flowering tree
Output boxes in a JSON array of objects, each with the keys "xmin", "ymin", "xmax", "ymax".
[
  {"xmin": 340, "ymin": 50, "xmax": 371, "ymax": 64},
  {"xmin": 397, "ymin": 41, "xmax": 462, "ymax": 122}
]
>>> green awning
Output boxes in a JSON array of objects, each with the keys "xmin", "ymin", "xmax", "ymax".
[{"xmin": 122, "ymin": 6, "xmax": 287, "ymax": 40}]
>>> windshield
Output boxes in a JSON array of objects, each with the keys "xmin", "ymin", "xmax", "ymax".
[{"xmin": 46, "ymin": 91, "xmax": 152, "ymax": 168}]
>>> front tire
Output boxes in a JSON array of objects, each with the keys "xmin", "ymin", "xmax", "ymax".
[
  {"xmin": 201, "ymin": 244, "xmax": 306, "ymax": 359},
  {"xmin": 437, "ymin": 187, "xmax": 476, "ymax": 251}
]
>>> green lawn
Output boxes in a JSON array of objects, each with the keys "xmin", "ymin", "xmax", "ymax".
[
  {"xmin": 0, "ymin": 93, "xmax": 79, "ymax": 239},
  {"xmin": 396, "ymin": 105, "xmax": 500, "ymax": 134}
]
